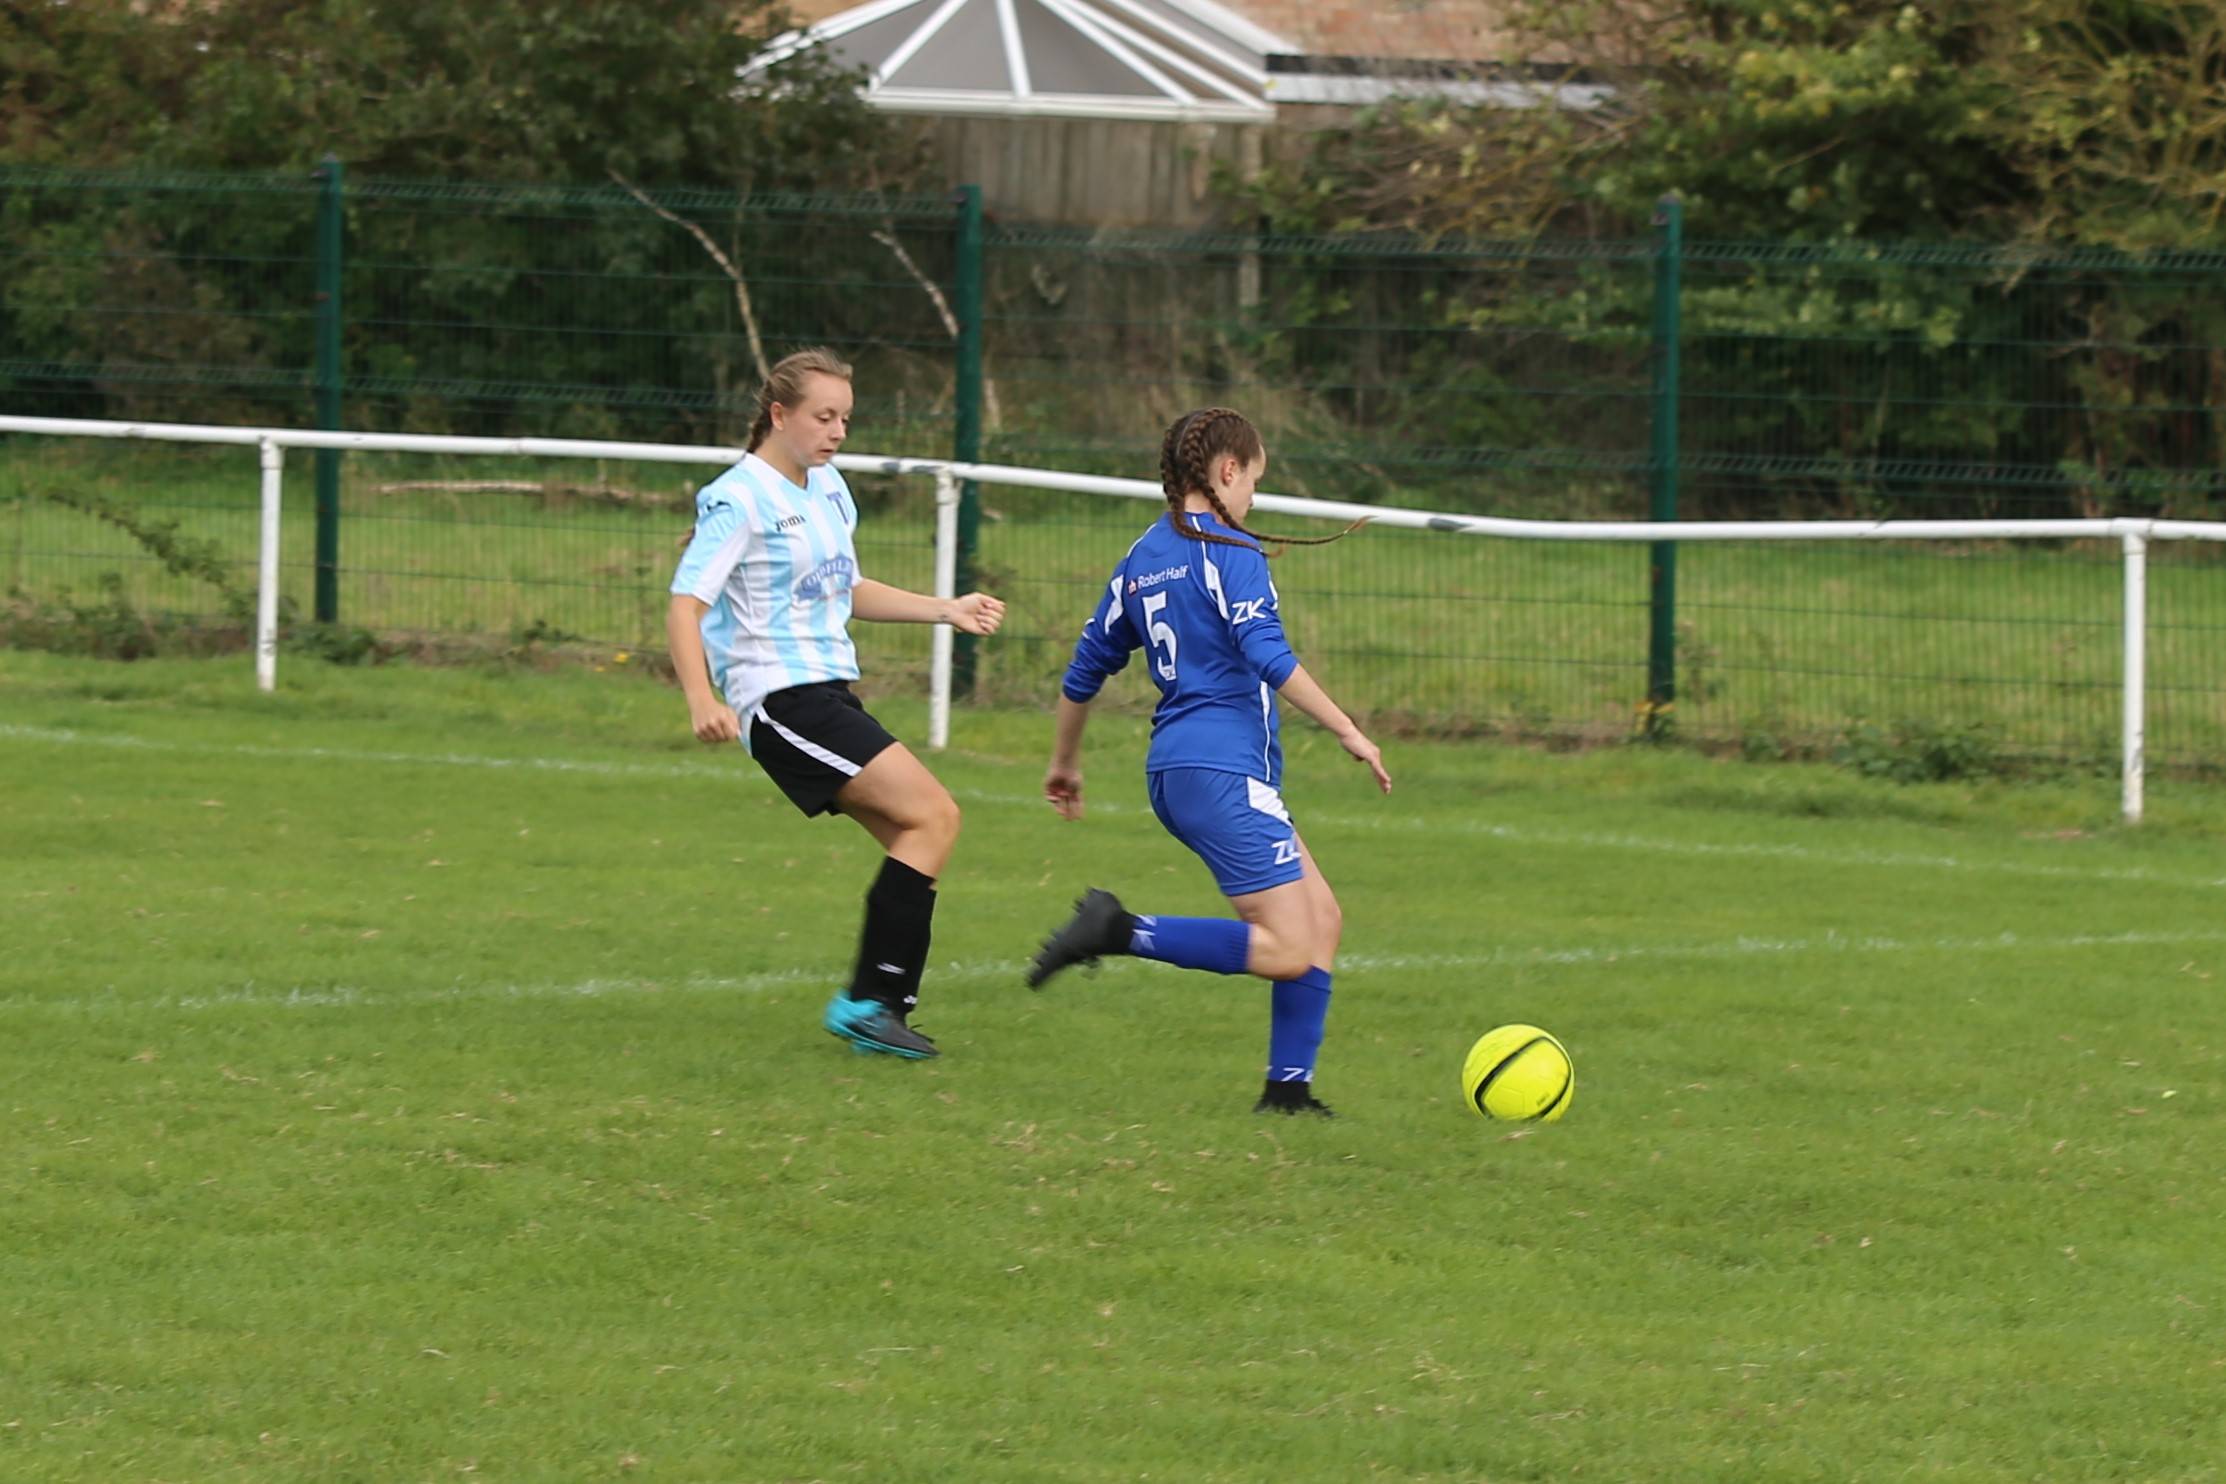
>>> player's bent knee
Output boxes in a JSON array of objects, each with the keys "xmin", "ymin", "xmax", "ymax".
[
  {"xmin": 1249, "ymin": 933, "xmax": 1312, "ymax": 983},
  {"xmin": 925, "ymin": 788, "xmax": 962, "ymax": 845}
]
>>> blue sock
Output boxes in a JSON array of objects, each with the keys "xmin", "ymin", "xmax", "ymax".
[
  {"xmin": 1127, "ymin": 914, "xmax": 1251, "ymax": 976},
  {"xmin": 1266, "ymin": 967, "xmax": 1333, "ymax": 1084}
]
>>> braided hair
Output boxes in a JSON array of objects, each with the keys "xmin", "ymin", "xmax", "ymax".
[
  {"xmin": 747, "ymin": 346, "xmax": 853, "ymax": 452},
  {"xmin": 1160, "ymin": 408, "xmax": 1360, "ymax": 552}
]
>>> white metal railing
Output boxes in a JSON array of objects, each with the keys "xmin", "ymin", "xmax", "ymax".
[{"xmin": 8, "ymin": 414, "xmax": 2226, "ymax": 821}]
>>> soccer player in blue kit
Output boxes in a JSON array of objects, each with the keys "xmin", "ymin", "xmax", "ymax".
[{"xmin": 1028, "ymin": 407, "xmax": 1391, "ymax": 1116}]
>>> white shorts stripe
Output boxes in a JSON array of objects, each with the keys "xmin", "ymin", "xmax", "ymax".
[
  {"xmin": 751, "ymin": 706, "xmax": 864, "ymax": 777},
  {"xmin": 1245, "ymin": 775, "xmax": 1292, "ymax": 824},
  {"xmin": 1258, "ymin": 681, "xmax": 1272, "ymax": 775}
]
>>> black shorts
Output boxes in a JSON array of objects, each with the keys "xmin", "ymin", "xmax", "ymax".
[{"xmin": 745, "ymin": 681, "xmax": 900, "ymax": 817}]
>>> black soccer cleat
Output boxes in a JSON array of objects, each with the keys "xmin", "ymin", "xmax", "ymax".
[
  {"xmin": 1253, "ymin": 1088, "xmax": 1337, "ymax": 1118},
  {"xmin": 1026, "ymin": 887, "xmax": 1134, "ymax": 989}
]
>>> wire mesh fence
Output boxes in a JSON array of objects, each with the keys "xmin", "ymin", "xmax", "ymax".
[
  {"xmin": 0, "ymin": 166, "xmax": 964, "ymax": 449},
  {"xmin": 977, "ymin": 226, "xmax": 1659, "ymax": 516},
  {"xmin": 1677, "ymin": 240, "xmax": 2226, "ymax": 522},
  {"xmin": 5, "ymin": 166, "xmax": 2225, "ymax": 769},
  {"xmin": 6, "ymin": 433, "xmax": 2223, "ymax": 771},
  {"xmin": 963, "ymin": 499, "xmax": 2226, "ymax": 773}
]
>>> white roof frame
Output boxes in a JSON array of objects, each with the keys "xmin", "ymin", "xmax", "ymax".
[
  {"xmin": 860, "ymin": 88, "xmax": 1270, "ymax": 122},
  {"xmin": 1155, "ymin": 0, "xmax": 1288, "ymax": 58},
  {"xmin": 1092, "ymin": 0, "xmax": 1269, "ymax": 87},
  {"xmin": 744, "ymin": 0, "xmax": 1290, "ymax": 122},
  {"xmin": 1046, "ymin": 0, "xmax": 1262, "ymax": 107},
  {"xmin": 875, "ymin": 0, "xmax": 973, "ymax": 86}
]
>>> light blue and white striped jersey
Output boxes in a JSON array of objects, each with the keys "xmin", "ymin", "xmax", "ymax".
[{"xmin": 671, "ymin": 453, "xmax": 862, "ymax": 731}]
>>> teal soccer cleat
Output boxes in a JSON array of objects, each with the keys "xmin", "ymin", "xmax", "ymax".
[{"xmin": 822, "ymin": 993, "xmax": 939, "ymax": 1059}]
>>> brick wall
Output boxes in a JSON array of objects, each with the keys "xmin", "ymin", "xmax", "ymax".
[
  {"xmin": 778, "ymin": 0, "xmax": 872, "ymax": 28},
  {"xmin": 1229, "ymin": 1, "xmax": 1516, "ymax": 59}
]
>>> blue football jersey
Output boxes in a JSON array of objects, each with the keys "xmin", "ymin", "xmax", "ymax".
[{"xmin": 1062, "ymin": 512, "xmax": 1300, "ymax": 784}]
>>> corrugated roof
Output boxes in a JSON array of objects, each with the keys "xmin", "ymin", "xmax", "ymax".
[{"xmin": 748, "ymin": 0, "xmax": 1293, "ymax": 122}]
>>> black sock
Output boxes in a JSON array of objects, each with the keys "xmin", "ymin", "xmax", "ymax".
[{"xmin": 849, "ymin": 857, "xmax": 937, "ymax": 1015}]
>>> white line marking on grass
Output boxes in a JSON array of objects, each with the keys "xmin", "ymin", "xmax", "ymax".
[
  {"xmin": 1335, "ymin": 926, "xmax": 2226, "ymax": 972},
  {"xmin": 7, "ymin": 722, "xmax": 2223, "ymax": 893},
  {"xmin": 0, "ymin": 969, "xmax": 820, "ymax": 1019},
  {"xmin": 5, "ymin": 930, "xmax": 2218, "ymax": 1021},
  {"xmin": 1312, "ymin": 814, "xmax": 2226, "ymax": 894},
  {"xmin": 0, "ymin": 722, "xmax": 721, "ymax": 783}
]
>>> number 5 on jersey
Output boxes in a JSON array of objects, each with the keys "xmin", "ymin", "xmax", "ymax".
[{"xmin": 1142, "ymin": 592, "xmax": 1179, "ymax": 680}]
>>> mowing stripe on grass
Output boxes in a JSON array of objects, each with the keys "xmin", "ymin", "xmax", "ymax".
[
  {"xmin": 6, "ymin": 723, "xmax": 2221, "ymax": 895},
  {"xmin": 6, "ymin": 929, "xmax": 2220, "ymax": 1020}
]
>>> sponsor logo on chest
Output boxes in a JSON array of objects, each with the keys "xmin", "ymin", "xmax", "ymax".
[{"xmin": 793, "ymin": 554, "xmax": 856, "ymax": 603}]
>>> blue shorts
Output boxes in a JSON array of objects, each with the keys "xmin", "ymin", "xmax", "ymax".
[{"xmin": 1147, "ymin": 767, "xmax": 1304, "ymax": 898}]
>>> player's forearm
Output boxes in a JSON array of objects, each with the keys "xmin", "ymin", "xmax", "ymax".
[
  {"xmin": 849, "ymin": 578, "xmax": 949, "ymax": 625},
  {"xmin": 665, "ymin": 596, "xmax": 719, "ymax": 705},
  {"xmin": 1275, "ymin": 664, "xmax": 1361, "ymax": 740},
  {"xmin": 1050, "ymin": 695, "xmax": 1093, "ymax": 767}
]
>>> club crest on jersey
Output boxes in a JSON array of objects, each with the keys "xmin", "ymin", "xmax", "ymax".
[{"xmin": 792, "ymin": 555, "xmax": 856, "ymax": 602}]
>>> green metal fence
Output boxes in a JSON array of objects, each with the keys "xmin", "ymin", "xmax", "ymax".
[
  {"xmin": 0, "ymin": 165, "xmax": 964, "ymax": 442},
  {"xmin": 4, "ymin": 167, "xmax": 2224, "ymax": 769},
  {"xmin": 966, "ymin": 203, "xmax": 2225, "ymax": 768}
]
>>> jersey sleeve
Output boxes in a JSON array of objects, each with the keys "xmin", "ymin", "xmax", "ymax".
[
  {"xmin": 671, "ymin": 494, "xmax": 748, "ymax": 600},
  {"xmin": 1218, "ymin": 544, "xmax": 1300, "ymax": 689},
  {"xmin": 1061, "ymin": 565, "xmax": 1141, "ymax": 702}
]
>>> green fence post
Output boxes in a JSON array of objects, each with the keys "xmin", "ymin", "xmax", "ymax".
[
  {"xmin": 950, "ymin": 184, "xmax": 985, "ymax": 695},
  {"xmin": 313, "ymin": 155, "xmax": 345, "ymax": 625},
  {"xmin": 1645, "ymin": 193, "xmax": 1683, "ymax": 737}
]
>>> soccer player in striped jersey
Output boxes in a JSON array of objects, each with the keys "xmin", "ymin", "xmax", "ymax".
[
  {"xmin": 667, "ymin": 348, "xmax": 1004, "ymax": 1060},
  {"xmin": 1028, "ymin": 407, "xmax": 1390, "ymax": 1116}
]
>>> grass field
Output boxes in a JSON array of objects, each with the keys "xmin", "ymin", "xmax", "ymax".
[
  {"xmin": 4, "ymin": 648, "xmax": 2225, "ymax": 1481},
  {"xmin": 8, "ymin": 438, "xmax": 2225, "ymax": 765}
]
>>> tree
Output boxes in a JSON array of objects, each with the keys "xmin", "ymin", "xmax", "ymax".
[
  {"xmin": 1240, "ymin": 2, "xmax": 2018, "ymax": 243},
  {"xmin": 0, "ymin": 0, "xmax": 903, "ymax": 191},
  {"xmin": 1213, "ymin": 1, "xmax": 2226, "ymax": 521},
  {"xmin": 1240, "ymin": 0, "xmax": 2226, "ymax": 251},
  {"xmin": 1982, "ymin": 0, "xmax": 2226, "ymax": 248},
  {"xmin": 0, "ymin": 0, "xmax": 930, "ymax": 438}
]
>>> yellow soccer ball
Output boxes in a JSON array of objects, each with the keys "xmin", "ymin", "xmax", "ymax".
[{"xmin": 1461, "ymin": 1024, "xmax": 1574, "ymax": 1122}]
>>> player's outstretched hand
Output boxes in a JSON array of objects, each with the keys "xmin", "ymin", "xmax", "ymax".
[
  {"xmin": 1339, "ymin": 727, "xmax": 1392, "ymax": 794},
  {"xmin": 1044, "ymin": 764, "xmax": 1085, "ymax": 820},
  {"xmin": 689, "ymin": 698, "xmax": 740, "ymax": 745},
  {"xmin": 946, "ymin": 592, "xmax": 1006, "ymax": 636}
]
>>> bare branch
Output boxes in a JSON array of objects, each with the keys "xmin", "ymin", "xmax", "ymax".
[
  {"xmin": 873, "ymin": 223, "xmax": 1003, "ymax": 434},
  {"xmin": 611, "ymin": 171, "xmax": 769, "ymax": 386},
  {"xmin": 872, "ymin": 228, "xmax": 958, "ymax": 337}
]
